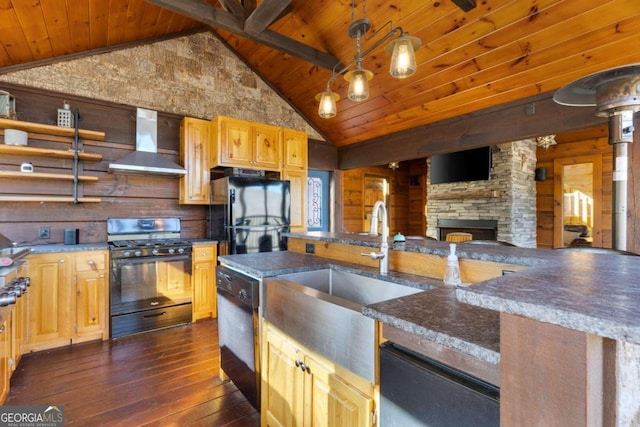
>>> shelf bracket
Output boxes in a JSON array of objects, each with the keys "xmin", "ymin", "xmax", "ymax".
[{"xmin": 72, "ymin": 109, "xmax": 81, "ymax": 205}]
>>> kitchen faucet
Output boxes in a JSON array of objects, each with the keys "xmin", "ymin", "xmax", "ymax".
[{"xmin": 362, "ymin": 200, "xmax": 389, "ymax": 275}]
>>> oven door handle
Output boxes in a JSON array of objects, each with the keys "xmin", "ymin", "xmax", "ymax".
[{"xmin": 111, "ymin": 254, "xmax": 191, "ymax": 265}]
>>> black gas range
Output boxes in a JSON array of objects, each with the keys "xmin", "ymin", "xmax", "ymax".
[{"xmin": 107, "ymin": 218, "xmax": 193, "ymax": 339}]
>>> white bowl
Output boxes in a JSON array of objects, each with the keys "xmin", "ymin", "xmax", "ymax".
[{"xmin": 4, "ymin": 129, "xmax": 27, "ymax": 146}]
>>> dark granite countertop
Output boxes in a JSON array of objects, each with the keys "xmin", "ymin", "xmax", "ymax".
[
  {"xmin": 287, "ymin": 232, "xmax": 640, "ymax": 346},
  {"xmin": 287, "ymin": 231, "xmax": 554, "ymax": 267},
  {"xmin": 219, "ymin": 250, "xmax": 501, "ymax": 365},
  {"xmin": 456, "ymin": 254, "xmax": 640, "ymax": 346},
  {"xmin": 27, "ymin": 242, "xmax": 109, "ymax": 254}
]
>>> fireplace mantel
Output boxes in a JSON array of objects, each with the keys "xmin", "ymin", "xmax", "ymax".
[{"xmin": 429, "ymin": 190, "xmax": 501, "ymax": 200}]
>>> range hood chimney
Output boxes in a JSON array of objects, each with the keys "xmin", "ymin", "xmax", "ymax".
[{"xmin": 108, "ymin": 108, "xmax": 186, "ymax": 176}]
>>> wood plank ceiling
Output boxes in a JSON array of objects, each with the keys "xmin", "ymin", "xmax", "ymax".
[{"xmin": 0, "ymin": 0, "xmax": 639, "ymax": 149}]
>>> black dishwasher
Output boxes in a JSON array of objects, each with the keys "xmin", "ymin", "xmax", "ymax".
[{"xmin": 379, "ymin": 342, "xmax": 499, "ymax": 426}]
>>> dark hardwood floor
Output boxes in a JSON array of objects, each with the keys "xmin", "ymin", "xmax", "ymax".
[{"xmin": 5, "ymin": 319, "xmax": 260, "ymax": 427}]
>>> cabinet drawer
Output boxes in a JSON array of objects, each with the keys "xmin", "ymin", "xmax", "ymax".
[
  {"xmin": 193, "ymin": 245, "xmax": 216, "ymax": 262},
  {"xmin": 75, "ymin": 251, "xmax": 107, "ymax": 272}
]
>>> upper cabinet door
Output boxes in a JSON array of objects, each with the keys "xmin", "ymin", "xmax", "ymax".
[
  {"xmin": 179, "ymin": 117, "xmax": 211, "ymax": 205},
  {"xmin": 282, "ymin": 129, "xmax": 308, "ymax": 171},
  {"xmin": 219, "ymin": 117, "xmax": 253, "ymax": 167},
  {"xmin": 253, "ymin": 123, "xmax": 280, "ymax": 170}
]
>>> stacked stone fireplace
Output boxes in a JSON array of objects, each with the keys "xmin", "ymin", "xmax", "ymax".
[{"xmin": 426, "ymin": 141, "xmax": 537, "ymax": 248}]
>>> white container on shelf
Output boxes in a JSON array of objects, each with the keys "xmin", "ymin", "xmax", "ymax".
[{"xmin": 4, "ymin": 129, "xmax": 28, "ymax": 146}]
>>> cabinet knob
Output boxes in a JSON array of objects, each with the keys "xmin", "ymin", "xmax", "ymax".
[
  {"xmin": 59, "ymin": 259, "xmax": 65, "ymax": 263},
  {"xmin": 295, "ymin": 359, "xmax": 308, "ymax": 372},
  {"xmin": 88, "ymin": 260, "xmax": 98, "ymax": 271}
]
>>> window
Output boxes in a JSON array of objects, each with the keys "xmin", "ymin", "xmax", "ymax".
[{"xmin": 307, "ymin": 170, "xmax": 330, "ymax": 231}]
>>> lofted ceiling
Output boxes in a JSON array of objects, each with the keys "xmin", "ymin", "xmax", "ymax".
[{"xmin": 1, "ymin": 0, "xmax": 639, "ymax": 149}]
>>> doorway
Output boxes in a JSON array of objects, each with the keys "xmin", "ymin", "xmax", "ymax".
[
  {"xmin": 363, "ymin": 174, "xmax": 389, "ymax": 234},
  {"xmin": 553, "ymin": 155, "xmax": 603, "ymax": 248}
]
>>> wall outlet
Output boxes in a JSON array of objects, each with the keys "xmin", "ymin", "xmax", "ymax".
[
  {"xmin": 305, "ymin": 243, "xmax": 315, "ymax": 254},
  {"xmin": 38, "ymin": 226, "xmax": 50, "ymax": 240}
]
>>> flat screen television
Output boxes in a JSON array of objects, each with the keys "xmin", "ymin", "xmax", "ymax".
[{"xmin": 430, "ymin": 146, "xmax": 492, "ymax": 184}]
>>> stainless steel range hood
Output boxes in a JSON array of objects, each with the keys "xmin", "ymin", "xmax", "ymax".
[{"xmin": 108, "ymin": 108, "xmax": 186, "ymax": 176}]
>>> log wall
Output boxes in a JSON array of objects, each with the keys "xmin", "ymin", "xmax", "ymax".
[{"xmin": 0, "ymin": 85, "xmax": 206, "ymax": 244}]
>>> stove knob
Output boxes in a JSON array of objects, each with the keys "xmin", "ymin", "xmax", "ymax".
[
  {"xmin": 134, "ymin": 250, "xmax": 142, "ymax": 257},
  {"xmin": 238, "ymin": 289, "xmax": 248, "ymax": 300},
  {"xmin": 123, "ymin": 251, "xmax": 131, "ymax": 257},
  {"xmin": 152, "ymin": 248, "xmax": 159, "ymax": 255},
  {"xmin": 168, "ymin": 248, "xmax": 175, "ymax": 254},
  {"xmin": 178, "ymin": 247, "xmax": 185, "ymax": 254}
]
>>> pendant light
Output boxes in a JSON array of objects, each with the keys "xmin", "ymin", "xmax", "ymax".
[
  {"xmin": 345, "ymin": 66, "xmax": 373, "ymax": 101},
  {"xmin": 315, "ymin": 88, "xmax": 340, "ymax": 118},
  {"xmin": 386, "ymin": 35, "xmax": 421, "ymax": 79},
  {"xmin": 315, "ymin": 0, "xmax": 421, "ymax": 118}
]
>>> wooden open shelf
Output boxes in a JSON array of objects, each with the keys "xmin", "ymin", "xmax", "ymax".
[
  {"xmin": 0, "ymin": 171, "xmax": 99, "ymax": 182},
  {"xmin": 0, "ymin": 196, "xmax": 102, "ymax": 203},
  {"xmin": 0, "ymin": 144, "xmax": 102, "ymax": 161},
  {"xmin": 0, "ymin": 118, "xmax": 105, "ymax": 141},
  {"xmin": 0, "ymin": 119, "xmax": 105, "ymax": 204}
]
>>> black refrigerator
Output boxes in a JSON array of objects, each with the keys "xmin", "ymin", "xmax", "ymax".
[{"xmin": 208, "ymin": 176, "xmax": 291, "ymax": 254}]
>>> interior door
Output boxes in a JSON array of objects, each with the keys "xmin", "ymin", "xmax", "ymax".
[
  {"xmin": 553, "ymin": 155, "xmax": 602, "ymax": 248},
  {"xmin": 363, "ymin": 174, "xmax": 389, "ymax": 234}
]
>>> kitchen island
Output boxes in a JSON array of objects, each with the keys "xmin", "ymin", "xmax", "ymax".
[{"xmin": 219, "ymin": 232, "xmax": 640, "ymax": 426}]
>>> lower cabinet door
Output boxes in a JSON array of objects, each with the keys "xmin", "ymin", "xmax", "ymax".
[
  {"xmin": 306, "ymin": 351, "xmax": 374, "ymax": 427},
  {"xmin": 262, "ymin": 325, "xmax": 375, "ymax": 427},
  {"xmin": 263, "ymin": 328, "xmax": 303, "ymax": 427},
  {"xmin": 75, "ymin": 270, "xmax": 107, "ymax": 340},
  {"xmin": 27, "ymin": 254, "xmax": 71, "ymax": 351}
]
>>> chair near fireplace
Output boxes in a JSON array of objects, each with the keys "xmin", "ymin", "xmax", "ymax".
[{"xmin": 445, "ymin": 232, "xmax": 473, "ymax": 243}]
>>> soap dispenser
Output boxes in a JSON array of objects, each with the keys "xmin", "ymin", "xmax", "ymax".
[{"xmin": 443, "ymin": 243, "xmax": 461, "ymax": 286}]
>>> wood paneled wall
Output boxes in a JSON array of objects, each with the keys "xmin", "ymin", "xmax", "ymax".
[
  {"xmin": 0, "ymin": 84, "xmax": 207, "ymax": 244},
  {"xmin": 335, "ymin": 163, "xmax": 414, "ymax": 236},
  {"xmin": 535, "ymin": 126, "xmax": 612, "ymax": 249}
]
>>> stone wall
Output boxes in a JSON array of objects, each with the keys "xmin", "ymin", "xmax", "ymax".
[
  {"xmin": 426, "ymin": 141, "xmax": 538, "ymax": 248},
  {"xmin": 0, "ymin": 31, "xmax": 323, "ymax": 140}
]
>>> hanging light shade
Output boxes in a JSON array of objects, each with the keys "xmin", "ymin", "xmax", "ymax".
[
  {"xmin": 315, "ymin": 90, "xmax": 340, "ymax": 118},
  {"xmin": 386, "ymin": 35, "xmax": 421, "ymax": 79},
  {"xmin": 344, "ymin": 67, "xmax": 373, "ymax": 101}
]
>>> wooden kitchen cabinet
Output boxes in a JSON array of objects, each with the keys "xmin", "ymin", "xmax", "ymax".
[
  {"xmin": 281, "ymin": 128, "xmax": 308, "ymax": 171},
  {"xmin": 192, "ymin": 243, "xmax": 217, "ymax": 321},
  {"xmin": 262, "ymin": 323, "xmax": 375, "ymax": 427},
  {"xmin": 282, "ymin": 169, "xmax": 307, "ymax": 232},
  {"xmin": 281, "ymin": 129, "xmax": 308, "ymax": 233},
  {"xmin": 26, "ymin": 250, "xmax": 109, "ymax": 352},
  {"xmin": 26, "ymin": 253, "xmax": 72, "ymax": 351},
  {"xmin": 74, "ymin": 251, "xmax": 108, "ymax": 342},
  {"xmin": 212, "ymin": 116, "xmax": 281, "ymax": 171},
  {"xmin": 179, "ymin": 117, "xmax": 212, "ymax": 205},
  {"xmin": 0, "ymin": 309, "xmax": 10, "ymax": 404}
]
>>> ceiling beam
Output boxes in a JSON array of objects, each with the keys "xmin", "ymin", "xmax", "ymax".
[
  {"xmin": 218, "ymin": 0, "xmax": 244, "ymax": 19},
  {"xmin": 244, "ymin": 0, "xmax": 292, "ymax": 36},
  {"xmin": 147, "ymin": 0, "xmax": 340, "ymax": 70},
  {"xmin": 451, "ymin": 0, "xmax": 476, "ymax": 12},
  {"xmin": 337, "ymin": 92, "xmax": 607, "ymax": 169}
]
